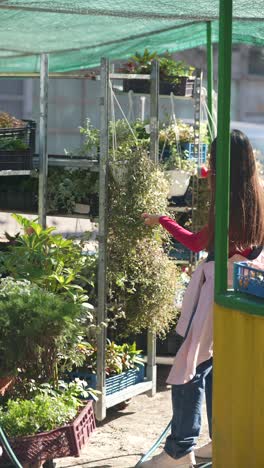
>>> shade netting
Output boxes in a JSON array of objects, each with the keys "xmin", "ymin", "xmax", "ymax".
[{"xmin": 0, "ymin": 1, "xmax": 263, "ymax": 73}]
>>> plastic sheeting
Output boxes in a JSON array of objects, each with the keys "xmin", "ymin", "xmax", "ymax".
[{"xmin": 0, "ymin": 1, "xmax": 263, "ymax": 73}]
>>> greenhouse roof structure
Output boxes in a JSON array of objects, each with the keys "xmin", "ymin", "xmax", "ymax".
[{"xmin": 0, "ymin": 0, "xmax": 263, "ymax": 73}]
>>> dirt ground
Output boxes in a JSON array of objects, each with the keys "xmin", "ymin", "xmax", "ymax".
[{"xmin": 55, "ymin": 366, "xmax": 209, "ymax": 468}]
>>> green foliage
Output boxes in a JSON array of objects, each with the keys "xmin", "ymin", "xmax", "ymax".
[
  {"xmin": 159, "ymin": 121, "xmax": 209, "ymax": 146},
  {"xmin": 76, "ymin": 340, "xmax": 143, "ymax": 376},
  {"xmin": 47, "ymin": 167, "xmax": 99, "ymax": 214},
  {"xmin": 64, "ymin": 118, "xmax": 99, "ymax": 159},
  {"xmin": 0, "ymin": 138, "xmax": 28, "ymax": 151},
  {"xmin": 0, "ymin": 380, "xmax": 90, "ymax": 437},
  {"xmin": 159, "ymin": 54, "xmax": 195, "ymax": 82},
  {"xmin": 0, "ymin": 278, "xmax": 88, "ymax": 380},
  {"xmin": 78, "ymin": 118, "xmax": 100, "ymax": 157},
  {"xmin": 123, "ymin": 49, "xmax": 195, "ymax": 81},
  {"xmin": 0, "ymin": 214, "xmax": 97, "ymax": 304},
  {"xmin": 108, "ymin": 141, "xmax": 180, "ymax": 336},
  {"xmin": 161, "ymin": 147, "xmax": 196, "ymax": 172}
]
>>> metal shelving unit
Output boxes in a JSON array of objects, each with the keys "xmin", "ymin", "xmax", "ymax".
[
  {"xmin": 167, "ymin": 70, "xmax": 203, "ymax": 267},
  {"xmin": 96, "ymin": 58, "xmax": 159, "ymax": 420},
  {"xmin": 0, "ymin": 56, "xmax": 203, "ymax": 420},
  {"xmin": 0, "ymin": 56, "xmax": 159, "ymax": 421}
]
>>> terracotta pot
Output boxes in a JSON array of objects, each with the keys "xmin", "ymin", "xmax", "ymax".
[{"xmin": 0, "ymin": 376, "xmax": 15, "ymax": 396}]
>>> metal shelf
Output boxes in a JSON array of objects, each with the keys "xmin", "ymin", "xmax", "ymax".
[
  {"xmin": 113, "ymin": 87, "xmax": 194, "ymax": 99},
  {"xmin": 167, "ymin": 205, "xmax": 192, "ymax": 212},
  {"xmin": 48, "ymin": 212, "xmax": 98, "ymax": 220},
  {"xmin": 105, "ymin": 380, "xmax": 153, "ymax": 409},
  {"xmin": 0, "ymin": 158, "xmax": 99, "ymax": 176},
  {"xmin": 33, "ymin": 156, "xmax": 99, "ymax": 170},
  {"xmin": 0, "ymin": 208, "xmax": 97, "ymax": 221},
  {"xmin": 0, "ymin": 170, "xmax": 33, "ymax": 176}
]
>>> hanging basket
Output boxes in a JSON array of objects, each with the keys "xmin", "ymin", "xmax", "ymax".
[
  {"xmin": 2, "ymin": 400, "xmax": 96, "ymax": 465},
  {"xmin": 111, "ymin": 161, "xmax": 129, "ymax": 185},
  {"xmin": 123, "ymin": 76, "xmax": 195, "ymax": 97},
  {"xmin": 74, "ymin": 203, "xmax": 91, "ymax": 215},
  {"xmin": 167, "ymin": 169, "xmax": 191, "ymax": 197}
]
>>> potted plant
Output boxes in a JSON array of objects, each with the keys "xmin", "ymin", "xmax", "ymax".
[
  {"xmin": 0, "ymin": 380, "xmax": 96, "ymax": 465},
  {"xmin": 176, "ymin": 121, "xmax": 210, "ymax": 164},
  {"xmin": 46, "ymin": 167, "xmax": 99, "ymax": 216},
  {"xmin": 0, "ymin": 112, "xmax": 36, "ymax": 170},
  {"xmin": 161, "ymin": 146, "xmax": 196, "ymax": 198},
  {"xmin": 0, "ymin": 277, "xmax": 94, "ymax": 383},
  {"xmin": 68, "ymin": 341, "xmax": 145, "ymax": 395},
  {"xmin": 0, "ymin": 214, "xmax": 98, "ymax": 305},
  {"xmin": 122, "ymin": 49, "xmax": 195, "ymax": 97},
  {"xmin": 159, "ymin": 120, "xmax": 209, "ymax": 165}
]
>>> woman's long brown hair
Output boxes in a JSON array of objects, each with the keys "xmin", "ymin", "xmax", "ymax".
[{"xmin": 207, "ymin": 129, "xmax": 264, "ymax": 252}]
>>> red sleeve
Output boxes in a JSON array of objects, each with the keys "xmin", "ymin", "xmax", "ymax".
[{"xmin": 159, "ymin": 216, "xmax": 208, "ymax": 253}]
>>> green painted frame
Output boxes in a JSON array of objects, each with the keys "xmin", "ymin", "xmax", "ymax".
[{"xmin": 215, "ymin": 0, "xmax": 264, "ymax": 317}]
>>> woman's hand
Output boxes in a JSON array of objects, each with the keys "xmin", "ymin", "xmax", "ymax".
[{"xmin": 142, "ymin": 213, "xmax": 162, "ymax": 226}]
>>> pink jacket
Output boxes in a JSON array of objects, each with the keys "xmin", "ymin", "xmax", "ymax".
[{"xmin": 167, "ymin": 251, "xmax": 264, "ymax": 385}]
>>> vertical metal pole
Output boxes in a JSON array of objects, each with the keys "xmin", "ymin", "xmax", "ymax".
[
  {"xmin": 147, "ymin": 60, "xmax": 158, "ymax": 396},
  {"xmin": 191, "ymin": 71, "xmax": 203, "ymax": 267},
  {"xmin": 215, "ymin": 0, "xmax": 233, "ymax": 296},
  {"xmin": 150, "ymin": 60, "xmax": 159, "ymax": 163},
  {"xmin": 38, "ymin": 54, "xmax": 49, "ymax": 227},
  {"xmin": 96, "ymin": 57, "xmax": 109, "ymax": 421},
  {"xmin": 147, "ymin": 330, "xmax": 157, "ymax": 396},
  {"xmin": 207, "ymin": 22, "xmax": 214, "ymax": 141}
]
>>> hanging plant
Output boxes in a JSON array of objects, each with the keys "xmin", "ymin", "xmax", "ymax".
[{"xmin": 108, "ymin": 142, "xmax": 181, "ymax": 337}]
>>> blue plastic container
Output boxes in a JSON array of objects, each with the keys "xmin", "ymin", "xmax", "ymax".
[
  {"xmin": 233, "ymin": 261, "xmax": 264, "ymax": 299},
  {"xmin": 168, "ymin": 241, "xmax": 190, "ymax": 262},
  {"xmin": 181, "ymin": 142, "xmax": 208, "ymax": 163},
  {"xmin": 70, "ymin": 363, "xmax": 145, "ymax": 396}
]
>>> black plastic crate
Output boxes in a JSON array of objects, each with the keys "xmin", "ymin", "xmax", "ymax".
[
  {"xmin": 123, "ymin": 76, "xmax": 195, "ymax": 97},
  {"xmin": 0, "ymin": 190, "xmax": 37, "ymax": 213},
  {"xmin": 0, "ymin": 120, "xmax": 36, "ymax": 170}
]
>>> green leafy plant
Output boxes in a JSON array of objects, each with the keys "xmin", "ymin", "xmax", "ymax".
[
  {"xmin": 0, "ymin": 380, "xmax": 92, "ymax": 438},
  {"xmin": 0, "ymin": 214, "xmax": 97, "ymax": 305},
  {"xmin": 0, "ymin": 278, "xmax": 90, "ymax": 381},
  {"xmin": 162, "ymin": 147, "xmax": 196, "ymax": 172},
  {"xmin": 64, "ymin": 118, "xmax": 99, "ymax": 159},
  {"xmin": 159, "ymin": 120, "xmax": 209, "ymax": 147},
  {"xmin": 122, "ymin": 49, "xmax": 195, "ymax": 82},
  {"xmin": 47, "ymin": 168, "xmax": 99, "ymax": 214},
  {"xmin": 0, "ymin": 138, "xmax": 28, "ymax": 151},
  {"xmin": 78, "ymin": 118, "xmax": 100, "ymax": 157},
  {"xmin": 108, "ymin": 141, "xmax": 180, "ymax": 336},
  {"xmin": 75, "ymin": 340, "xmax": 143, "ymax": 376}
]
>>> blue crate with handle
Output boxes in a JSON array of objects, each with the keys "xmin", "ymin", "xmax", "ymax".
[
  {"xmin": 69, "ymin": 363, "xmax": 145, "ymax": 396},
  {"xmin": 181, "ymin": 142, "xmax": 208, "ymax": 163},
  {"xmin": 233, "ymin": 261, "xmax": 264, "ymax": 299}
]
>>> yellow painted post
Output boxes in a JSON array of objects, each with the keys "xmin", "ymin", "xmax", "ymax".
[{"xmin": 213, "ymin": 304, "xmax": 264, "ymax": 467}]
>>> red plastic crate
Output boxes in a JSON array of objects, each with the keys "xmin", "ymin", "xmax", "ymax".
[{"xmin": 2, "ymin": 400, "xmax": 95, "ymax": 465}]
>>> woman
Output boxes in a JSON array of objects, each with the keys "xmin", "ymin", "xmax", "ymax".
[{"xmin": 140, "ymin": 130, "xmax": 264, "ymax": 467}]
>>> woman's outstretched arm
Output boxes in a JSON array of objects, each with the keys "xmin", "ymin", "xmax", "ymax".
[{"xmin": 142, "ymin": 213, "xmax": 208, "ymax": 253}]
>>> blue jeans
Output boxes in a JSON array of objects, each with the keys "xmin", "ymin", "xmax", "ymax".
[{"xmin": 164, "ymin": 358, "xmax": 213, "ymax": 460}]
